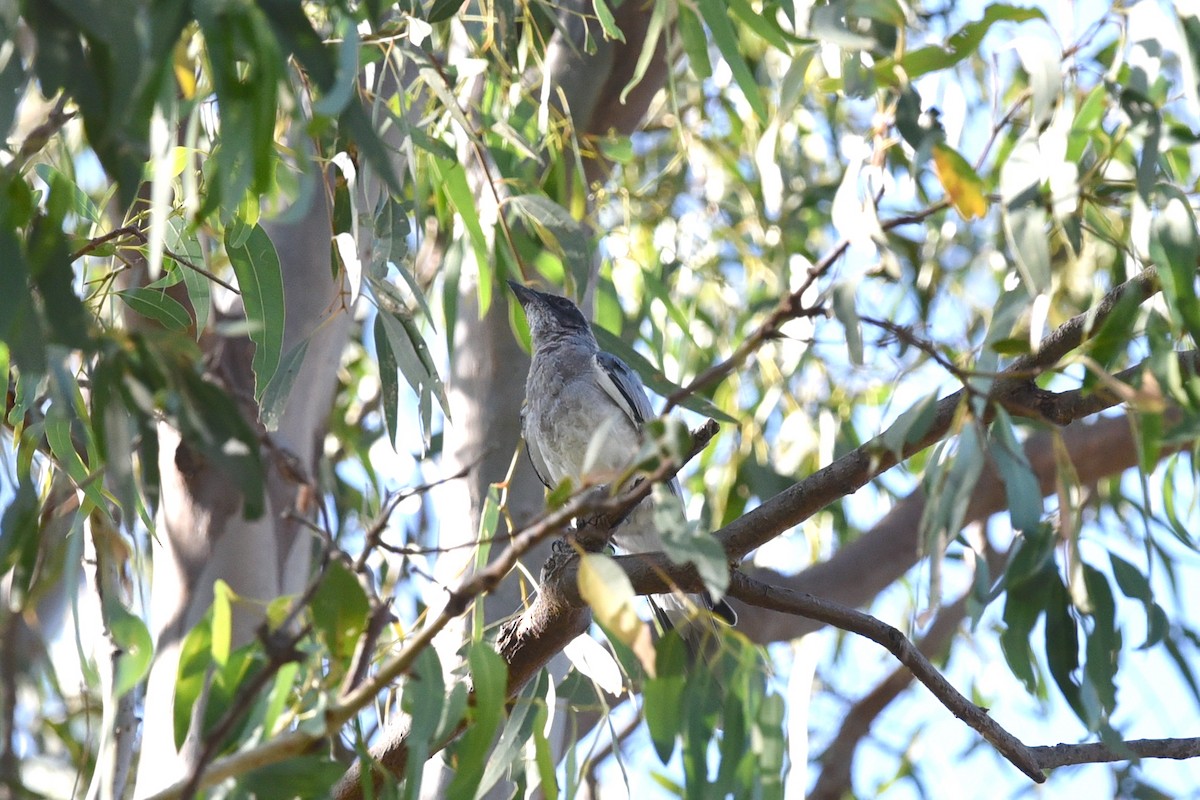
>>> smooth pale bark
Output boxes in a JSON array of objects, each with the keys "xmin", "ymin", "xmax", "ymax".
[
  {"xmin": 419, "ymin": 4, "xmax": 670, "ymax": 795},
  {"xmin": 134, "ymin": 187, "xmax": 351, "ymax": 796}
]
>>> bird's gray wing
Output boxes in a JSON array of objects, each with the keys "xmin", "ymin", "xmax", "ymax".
[
  {"xmin": 521, "ymin": 407, "xmax": 554, "ymax": 490},
  {"xmin": 593, "ymin": 351, "xmax": 655, "ymax": 428},
  {"xmin": 594, "ymin": 351, "xmax": 682, "ymax": 498}
]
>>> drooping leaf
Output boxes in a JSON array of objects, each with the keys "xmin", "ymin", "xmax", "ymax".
[
  {"xmin": 224, "ymin": 221, "xmax": 285, "ymax": 400},
  {"xmin": 174, "ymin": 612, "xmax": 213, "ymax": 748},
  {"xmin": 507, "ymin": 194, "xmax": 592, "ymax": 297},
  {"xmin": 260, "ymin": 337, "xmax": 311, "ymax": 432},
  {"xmin": 310, "ymin": 560, "xmax": 370, "ymax": 664},
  {"xmin": 1150, "ymin": 186, "xmax": 1200, "ymax": 343},
  {"xmin": 695, "ymin": 0, "xmax": 768, "ymax": 121},
  {"xmin": 989, "ymin": 409, "xmax": 1043, "ymax": 532},
  {"xmin": 644, "ymin": 633, "xmax": 687, "ymax": 763},
  {"xmin": 444, "ymin": 643, "xmax": 508, "ymax": 799}
]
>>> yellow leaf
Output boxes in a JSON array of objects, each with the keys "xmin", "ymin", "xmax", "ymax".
[
  {"xmin": 173, "ymin": 44, "xmax": 196, "ymax": 101},
  {"xmin": 932, "ymin": 143, "xmax": 989, "ymax": 220},
  {"xmin": 577, "ymin": 553, "xmax": 655, "ymax": 676}
]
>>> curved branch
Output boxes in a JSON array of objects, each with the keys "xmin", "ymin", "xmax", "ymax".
[
  {"xmin": 726, "ymin": 572, "xmax": 1046, "ymax": 783},
  {"xmin": 808, "ymin": 584, "xmax": 973, "ymax": 798},
  {"xmin": 331, "ymin": 421, "xmax": 720, "ymax": 800}
]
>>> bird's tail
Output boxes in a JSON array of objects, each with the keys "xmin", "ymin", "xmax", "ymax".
[{"xmin": 647, "ymin": 591, "xmax": 736, "ymax": 663}]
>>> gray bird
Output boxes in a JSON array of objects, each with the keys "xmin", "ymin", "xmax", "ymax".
[{"xmin": 508, "ymin": 281, "xmax": 735, "ymax": 650}]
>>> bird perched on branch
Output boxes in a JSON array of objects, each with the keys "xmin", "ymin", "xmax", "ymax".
[{"xmin": 508, "ymin": 280, "xmax": 735, "ymax": 652}]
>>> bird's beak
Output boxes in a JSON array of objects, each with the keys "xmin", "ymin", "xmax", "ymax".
[{"xmin": 507, "ymin": 280, "xmax": 535, "ymax": 306}]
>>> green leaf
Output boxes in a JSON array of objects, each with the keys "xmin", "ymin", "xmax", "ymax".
[
  {"xmin": 619, "ymin": 0, "xmax": 667, "ymax": 107},
  {"xmin": 373, "ymin": 314, "xmax": 401, "ymax": 449},
  {"xmin": 655, "ymin": 490, "xmax": 729, "ymax": 598},
  {"xmin": 431, "ymin": 156, "xmax": 491, "ymax": 314},
  {"xmin": 239, "ymin": 755, "xmax": 345, "ymax": 800},
  {"xmin": 0, "ymin": 227, "xmax": 47, "ymax": 375},
  {"xmin": 376, "ymin": 306, "xmax": 450, "ymax": 447},
  {"xmin": 426, "ymin": 0, "xmax": 464, "ymax": 23},
  {"xmin": 644, "ymin": 634, "xmax": 687, "ymax": 762},
  {"xmin": 875, "ymin": 4, "xmax": 1046, "ymax": 85},
  {"xmin": 108, "ymin": 604, "xmax": 153, "ymax": 699},
  {"xmin": 507, "ymin": 195, "xmax": 592, "ymax": 297},
  {"xmin": 310, "ymin": 16, "xmax": 358, "ymax": 116},
  {"xmin": 832, "ymin": 281, "xmax": 863, "ymax": 365},
  {"xmin": 44, "ymin": 408, "xmax": 107, "ymax": 514},
  {"xmin": 989, "ymin": 409, "xmax": 1043, "ymax": 532},
  {"xmin": 445, "ymin": 644, "xmax": 508, "ymax": 799},
  {"xmin": 211, "ymin": 579, "xmax": 234, "ymax": 667},
  {"xmin": 881, "ymin": 391, "xmax": 939, "ymax": 458},
  {"xmin": 260, "ymin": 337, "xmax": 311, "ymax": 432},
  {"xmin": 677, "ymin": 4, "xmax": 711, "ymax": 79},
  {"xmin": 310, "ymin": 561, "xmax": 370, "ymax": 663},
  {"xmin": 1150, "ymin": 186, "xmax": 1200, "ymax": 342},
  {"xmin": 0, "ymin": 479, "xmax": 39, "ymax": 584},
  {"xmin": 165, "ymin": 215, "xmax": 212, "ymax": 335},
  {"xmin": 1109, "ymin": 552, "xmax": 1169, "ymax": 648},
  {"xmin": 696, "ymin": 0, "xmax": 768, "ymax": 121},
  {"xmin": 224, "ymin": 222, "xmax": 285, "ymax": 400},
  {"xmin": 175, "ymin": 613, "xmax": 213, "ymax": 748},
  {"xmin": 592, "ymin": 326, "xmax": 736, "ymax": 423},
  {"xmin": 402, "ymin": 648, "xmax": 448, "ymax": 800},
  {"xmin": 1044, "ymin": 573, "xmax": 1085, "ymax": 722},
  {"xmin": 34, "ymin": 164, "xmax": 100, "ymax": 223},
  {"xmin": 478, "ymin": 673, "xmax": 546, "ymax": 797},
  {"xmin": 260, "ymin": 661, "xmax": 299, "ymax": 737},
  {"xmin": 591, "ymin": 0, "xmax": 625, "ymax": 43},
  {"xmin": 117, "ymin": 288, "xmax": 192, "ymax": 331},
  {"xmin": 530, "ymin": 703, "xmax": 558, "ymax": 800},
  {"xmin": 1080, "ymin": 564, "xmax": 1119, "ymax": 722}
]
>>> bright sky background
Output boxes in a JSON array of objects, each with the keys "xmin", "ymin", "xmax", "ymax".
[{"xmin": 5, "ymin": 1, "xmax": 1200, "ymax": 798}]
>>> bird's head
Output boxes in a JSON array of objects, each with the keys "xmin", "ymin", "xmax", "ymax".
[{"xmin": 507, "ymin": 281, "xmax": 591, "ymax": 343}]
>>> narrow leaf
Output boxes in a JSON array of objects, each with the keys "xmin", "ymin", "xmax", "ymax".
[{"xmin": 224, "ymin": 222, "xmax": 285, "ymax": 400}]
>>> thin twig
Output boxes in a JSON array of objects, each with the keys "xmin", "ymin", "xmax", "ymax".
[
  {"xmin": 713, "ymin": 268, "xmax": 1160, "ymax": 561},
  {"xmin": 70, "ymin": 225, "xmax": 240, "ymax": 294},
  {"xmin": 155, "ymin": 421, "xmax": 721, "ymax": 800},
  {"xmin": 1030, "ymin": 738, "xmax": 1200, "ymax": 770}
]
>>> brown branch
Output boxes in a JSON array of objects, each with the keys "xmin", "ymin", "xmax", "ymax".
[
  {"xmin": 70, "ymin": 224, "xmax": 240, "ymax": 294},
  {"xmin": 809, "ymin": 544, "xmax": 1007, "ymax": 800},
  {"xmin": 331, "ymin": 420, "xmax": 721, "ymax": 800},
  {"xmin": 724, "ymin": 572, "xmax": 1046, "ymax": 784},
  {"xmin": 714, "ymin": 267, "xmax": 1160, "ymax": 562},
  {"xmin": 1030, "ymin": 738, "xmax": 1200, "ymax": 770}
]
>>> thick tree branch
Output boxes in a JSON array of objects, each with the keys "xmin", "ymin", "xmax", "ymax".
[{"xmin": 330, "ymin": 421, "xmax": 720, "ymax": 800}]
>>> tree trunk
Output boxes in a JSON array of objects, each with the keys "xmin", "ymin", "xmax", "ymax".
[{"xmin": 134, "ymin": 186, "xmax": 350, "ymax": 796}]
